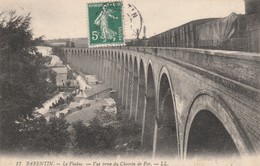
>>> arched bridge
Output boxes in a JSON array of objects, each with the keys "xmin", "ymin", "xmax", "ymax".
[{"xmin": 58, "ymin": 47, "xmax": 260, "ymax": 158}]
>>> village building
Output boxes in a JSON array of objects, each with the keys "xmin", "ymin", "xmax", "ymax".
[{"xmin": 51, "ymin": 66, "xmax": 68, "ymax": 86}]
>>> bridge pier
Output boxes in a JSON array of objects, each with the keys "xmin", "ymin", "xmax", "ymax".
[
  {"xmin": 136, "ymin": 61, "xmax": 145, "ymax": 124},
  {"xmin": 141, "ymin": 96, "xmax": 156, "ymax": 154},
  {"xmin": 141, "ymin": 94, "xmax": 147, "ymax": 147},
  {"xmin": 117, "ymin": 64, "xmax": 122, "ymax": 101},
  {"xmin": 90, "ymin": 53, "xmax": 93, "ymax": 74},
  {"xmin": 102, "ymin": 59, "xmax": 106, "ymax": 82},
  {"xmin": 121, "ymin": 66, "xmax": 125, "ymax": 106},
  {"xmin": 98, "ymin": 55, "xmax": 102, "ymax": 80},
  {"xmin": 134, "ymin": 80, "xmax": 140, "ymax": 121},
  {"xmin": 105, "ymin": 59, "xmax": 110, "ymax": 84},
  {"xmin": 104, "ymin": 58, "xmax": 108, "ymax": 83},
  {"xmin": 102, "ymin": 58, "xmax": 105, "ymax": 82},
  {"xmin": 141, "ymin": 64, "xmax": 156, "ymax": 154},
  {"xmin": 101, "ymin": 57, "xmax": 105, "ymax": 81},
  {"xmin": 88, "ymin": 53, "xmax": 92, "ymax": 74},
  {"xmin": 119, "ymin": 63, "xmax": 124, "ymax": 105},
  {"xmin": 122, "ymin": 66, "xmax": 128, "ymax": 107},
  {"xmin": 126, "ymin": 70, "xmax": 134, "ymax": 118},
  {"xmin": 123, "ymin": 67, "xmax": 129, "ymax": 107},
  {"xmin": 89, "ymin": 53, "xmax": 92, "ymax": 74},
  {"xmin": 108, "ymin": 59, "xmax": 112, "ymax": 86},
  {"xmin": 131, "ymin": 75, "xmax": 138, "ymax": 120},
  {"xmin": 112, "ymin": 60, "xmax": 117, "ymax": 90}
]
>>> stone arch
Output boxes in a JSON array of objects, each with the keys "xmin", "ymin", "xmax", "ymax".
[
  {"xmin": 184, "ymin": 92, "xmax": 250, "ymax": 158},
  {"xmin": 155, "ymin": 67, "xmax": 179, "ymax": 157},
  {"xmin": 142, "ymin": 62, "xmax": 156, "ymax": 154}
]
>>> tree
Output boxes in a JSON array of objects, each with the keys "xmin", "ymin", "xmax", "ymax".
[
  {"xmin": 0, "ymin": 11, "xmax": 57, "ymax": 151},
  {"xmin": 71, "ymin": 113, "xmax": 118, "ymax": 155},
  {"xmin": 34, "ymin": 36, "xmax": 45, "ymax": 46},
  {"xmin": 18, "ymin": 115, "xmax": 70, "ymax": 153}
]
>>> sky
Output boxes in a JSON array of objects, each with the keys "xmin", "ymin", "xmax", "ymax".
[{"xmin": 0, "ymin": 0, "xmax": 245, "ymax": 39}]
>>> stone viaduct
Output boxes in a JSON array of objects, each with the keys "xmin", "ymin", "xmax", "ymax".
[{"xmin": 59, "ymin": 47, "xmax": 260, "ymax": 158}]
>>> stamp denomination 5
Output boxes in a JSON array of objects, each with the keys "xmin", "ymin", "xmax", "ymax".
[{"xmin": 87, "ymin": 1, "xmax": 124, "ymax": 47}]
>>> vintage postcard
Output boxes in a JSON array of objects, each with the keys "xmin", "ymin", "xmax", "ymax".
[{"xmin": 0, "ymin": 0, "xmax": 259, "ymax": 166}]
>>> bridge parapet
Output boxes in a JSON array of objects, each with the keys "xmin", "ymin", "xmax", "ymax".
[
  {"xmin": 125, "ymin": 47, "xmax": 260, "ymax": 102},
  {"xmin": 62, "ymin": 46, "xmax": 259, "ymax": 103}
]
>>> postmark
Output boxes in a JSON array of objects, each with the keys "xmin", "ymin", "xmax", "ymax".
[
  {"xmin": 126, "ymin": 4, "xmax": 144, "ymax": 39},
  {"xmin": 87, "ymin": 1, "xmax": 124, "ymax": 47}
]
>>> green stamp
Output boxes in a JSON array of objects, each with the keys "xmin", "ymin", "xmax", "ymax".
[{"xmin": 87, "ymin": 1, "xmax": 124, "ymax": 47}]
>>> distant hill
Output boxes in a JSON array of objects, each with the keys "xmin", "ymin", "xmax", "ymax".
[
  {"xmin": 45, "ymin": 38, "xmax": 136, "ymax": 48},
  {"xmin": 45, "ymin": 38, "xmax": 88, "ymax": 48}
]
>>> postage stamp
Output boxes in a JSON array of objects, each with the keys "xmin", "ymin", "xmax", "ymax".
[{"xmin": 87, "ymin": 1, "xmax": 124, "ymax": 47}]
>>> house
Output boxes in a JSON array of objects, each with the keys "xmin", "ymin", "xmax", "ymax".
[{"xmin": 51, "ymin": 66, "xmax": 68, "ymax": 86}]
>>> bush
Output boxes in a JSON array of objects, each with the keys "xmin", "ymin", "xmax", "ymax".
[
  {"xmin": 18, "ymin": 116, "xmax": 70, "ymax": 154},
  {"xmin": 71, "ymin": 118, "xmax": 118, "ymax": 155}
]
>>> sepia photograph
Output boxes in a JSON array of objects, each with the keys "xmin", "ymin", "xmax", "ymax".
[{"xmin": 0, "ymin": 0, "xmax": 259, "ymax": 165}]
